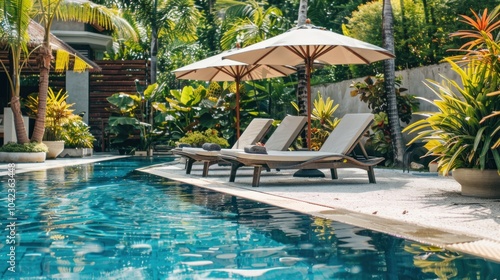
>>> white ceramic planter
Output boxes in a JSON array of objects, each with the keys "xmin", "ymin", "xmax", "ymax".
[
  {"xmin": 0, "ymin": 152, "xmax": 46, "ymax": 163},
  {"xmin": 43, "ymin": 141, "xmax": 65, "ymax": 159}
]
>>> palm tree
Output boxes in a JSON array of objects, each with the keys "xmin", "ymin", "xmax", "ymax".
[
  {"xmin": 220, "ymin": 0, "xmax": 286, "ymax": 50},
  {"xmin": 382, "ymin": 0, "xmax": 405, "ymax": 166},
  {"xmin": 0, "ymin": 0, "xmax": 34, "ymax": 144},
  {"xmin": 111, "ymin": 0, "xmax": 200, "ymax": 84},
  {"xmin": 30, "ymin": 0, "xmax": 137, "ymax": 143}
]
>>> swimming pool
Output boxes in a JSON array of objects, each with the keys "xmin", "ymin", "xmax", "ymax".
[{"xmin": 1, "ymin": 157, "xmax": 499, "ymax": 279}]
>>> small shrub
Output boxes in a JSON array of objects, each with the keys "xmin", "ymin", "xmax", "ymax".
[
  {"xmin": 177, "ymin": 128, "xmax": 229, "ymax": 148},
  {"xmin": 60, "ymin": 118, "xmax": 95, "ymax": 148},
  {"xmin": 0, "ymin": 142, "xmax": 48, "ymax": 153}
]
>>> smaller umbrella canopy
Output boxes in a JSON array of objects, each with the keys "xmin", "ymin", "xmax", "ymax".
[
  {"xmin": 224, "ymin": 23, "xmax": 395, "ymax": 149},
  {"xmin": 173, "ymin": 48, "xmax": 296, "ymax": 138}
]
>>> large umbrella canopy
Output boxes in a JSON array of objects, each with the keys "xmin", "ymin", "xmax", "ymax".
[
  {"xmin": 224, "ymin": 23, "xmax": 395, "ymax": 149},
  {"xmin": 173, "ymin": 48, "xmax": 296, "ymax": 138}
]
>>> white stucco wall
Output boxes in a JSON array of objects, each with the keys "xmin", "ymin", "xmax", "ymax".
[
  {"xmin": 66, "ymin": 71, "xmax": 90, "ymax": 123},
  {"xmin": 311, "ymin": 63, "xmax": 461, "ymax": 118}
]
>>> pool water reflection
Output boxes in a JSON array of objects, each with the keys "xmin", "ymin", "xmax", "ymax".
[{"xmin": 0, "ymin": 157, "xmax": 498, "ymax": 279}]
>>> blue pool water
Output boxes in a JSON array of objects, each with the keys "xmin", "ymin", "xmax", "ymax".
[{"xmin": 1, "ymin": 157, "xmax": 499, "ymax": 279}]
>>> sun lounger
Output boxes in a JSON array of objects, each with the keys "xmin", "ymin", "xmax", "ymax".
[
  {"xmin": 219, "ymin": 113, "xmax": 384, "ymax": 187},
  {"xmin": 172, "ymin": 115, "xmax": 307, "ymax": 176}
]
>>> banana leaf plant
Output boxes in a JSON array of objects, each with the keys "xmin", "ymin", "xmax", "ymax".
[
  {"xmin": 107, "ymin": 83, "xmax": 160, "ymax": 152},
  {"xmin": 153, "ymin": 85, "xmax": 206, "ymax": 141},
  {"xmin": 153, "ymin": 84, "xmax": 233, "ymax": 142}
]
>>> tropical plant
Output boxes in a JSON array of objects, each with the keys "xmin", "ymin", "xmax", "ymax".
[
  {"xmin": 60, "ymin": 117, "xmax": 95, "ymax": 148},
  {"xmin": 220, "ymin": 0, "xmax": 288, "ymax": 50},
  {"xmin": 109, "ymin": 0, "xmax": 200, "ymax": 84},
  {"xmin": 107, "ymin": 83, "xmax": 162, "ymax": 152},
  {"xmin": 311, "ymin": 93, "xmax": 341, "ymax": 131},
  {"xmin": 351, "ymin": 74, "xmax": 419, "ymax": 165},
  {"xmin": 0, "ymin": 0, "xmax": 34, "ymax": 144},
  {"xmin": 449, "ymin": 7, "xmax": 500, "ymax": 152},
  {"xmin": 404, "ymin": 33, "xmax": 500, "ymax": 174},
  {"xmin": 292, "ymin": 93, "xmax": 340, "ymax": 150},
  {"xmin": 154, "ymin": 82, "xmax": 244, "ymax": 143},
  {"xmin": 154, "ymin": 85, "xmax": 207, "ymax": 136},
  {"xmin": 404, "ymin": 7, "xmax": 500, "ymax": 175},
  {"xmin": 24, "ymin": 88, "xmax": 75, "ymax": 141}
]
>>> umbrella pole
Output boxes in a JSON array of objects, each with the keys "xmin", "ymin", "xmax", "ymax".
[
  {"xmin": 306, "ymin": 60, "xmax": 312, "ymax": 150},
  {"xmin": 293, "ymin": 58, "xmax": 325, "ymax": 178},
  {"xmin": 236, "ymin": 79, "xmax": 241, "ymax": 139}
]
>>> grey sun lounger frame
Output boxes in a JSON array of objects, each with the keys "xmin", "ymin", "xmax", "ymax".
[
  {"xmin": 219, "ymin": 113, "xmax": 385, "ymax": 187},
  {"xmin": 172, "ymin": 115, "xmax": 307, "ymax": 177}
]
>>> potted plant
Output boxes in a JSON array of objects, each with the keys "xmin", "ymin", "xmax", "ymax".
[
  {"xmin": 58, "ymin": 116, "xmax": 96, "ymax": 157},
  {"xmin": 0, "ymin": 142, "xmax": 48, "ymax": 163},
  {"xmin": 404, "ymin": 8, "xmax": 500, "ymax": 198},
  {"xmin": 25, "ymin": 88, "xmax": 74, "ymax": 159}
]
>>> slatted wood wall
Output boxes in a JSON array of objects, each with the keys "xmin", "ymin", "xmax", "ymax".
[{"xmin": 89, "ymin": 60, "xmax": 150, "ymax": 151}]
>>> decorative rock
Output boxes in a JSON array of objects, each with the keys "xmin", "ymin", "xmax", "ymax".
[
  {"xmin": 410, "ymin": 162, "xmax": 425, "ymax": 170},
  {"xmin": 58, "ymin": 148, "xmax": 93, "ymax": 158}
]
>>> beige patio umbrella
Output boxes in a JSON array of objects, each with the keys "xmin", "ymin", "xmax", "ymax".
[
  {"xmin": 224, "ymin": 23, "xmax": 395, "ymax": 149},
  {"xmin": 173, "ymin": 48, "xmax": 296, "ymax": 138}
]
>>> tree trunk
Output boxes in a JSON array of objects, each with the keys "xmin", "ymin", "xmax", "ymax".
[
  {"xmin": 296, "ymin": 0, "xmax": 308, "ymax": 148},
  {"xmin": 297, "ymin": 0, "xmax": 308, "ymax": 26},
  {"xmin": 9, "ymin": 48, "xmax": 29, "ymax": 144},
  {"xmin": 150, "ymin": 0, "xmax": 158, "ymax": 84},
  {"xmin": 150, "ymin": 28, "xmax": 158, "ymax": 84},
  {"xmin": 10, "ymin": 96, "xmax": 29, "ymax": 144},
  {"xmin": 382, "ymin": 0, "xmax": 405, "ymax": 166},
  {"xmin": 31, "ymin": 44, "xmax": 52, "ymax": 143}
]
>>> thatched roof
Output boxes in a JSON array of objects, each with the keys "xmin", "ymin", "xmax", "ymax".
[{"xmin": 0, "ymin": 20, "xmax": 101, "ymax": 72}]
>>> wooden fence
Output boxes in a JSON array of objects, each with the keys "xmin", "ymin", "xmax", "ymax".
[{"xmin": 88, "ymin": 60, "xmax": 150, "ymax": 151}]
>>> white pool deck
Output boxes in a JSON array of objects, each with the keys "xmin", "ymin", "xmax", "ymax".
[{"xmin": 2, "ymin": 154, "xmax": 499, "ymax": 263}]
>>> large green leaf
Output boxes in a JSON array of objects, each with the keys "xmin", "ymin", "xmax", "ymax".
[
  {"xmin": 108, "ymin": 116, "xmax": 139, "ymax": 127},
  {"xmin": 107, "ymin": 93, "xmax": 138, "ymax": 114}
]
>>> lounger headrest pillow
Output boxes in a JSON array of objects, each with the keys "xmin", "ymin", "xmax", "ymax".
[
  {"xmin": 244, "ymin": 145, "xmax": 267, "ymax": 154},
  {"xmin": 178, "ymin": 143, "xmax": 191, "ymax": 148},
  {"xmin": 202, "ymin": 143, "xmax": 222, "ymax": 151}
]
